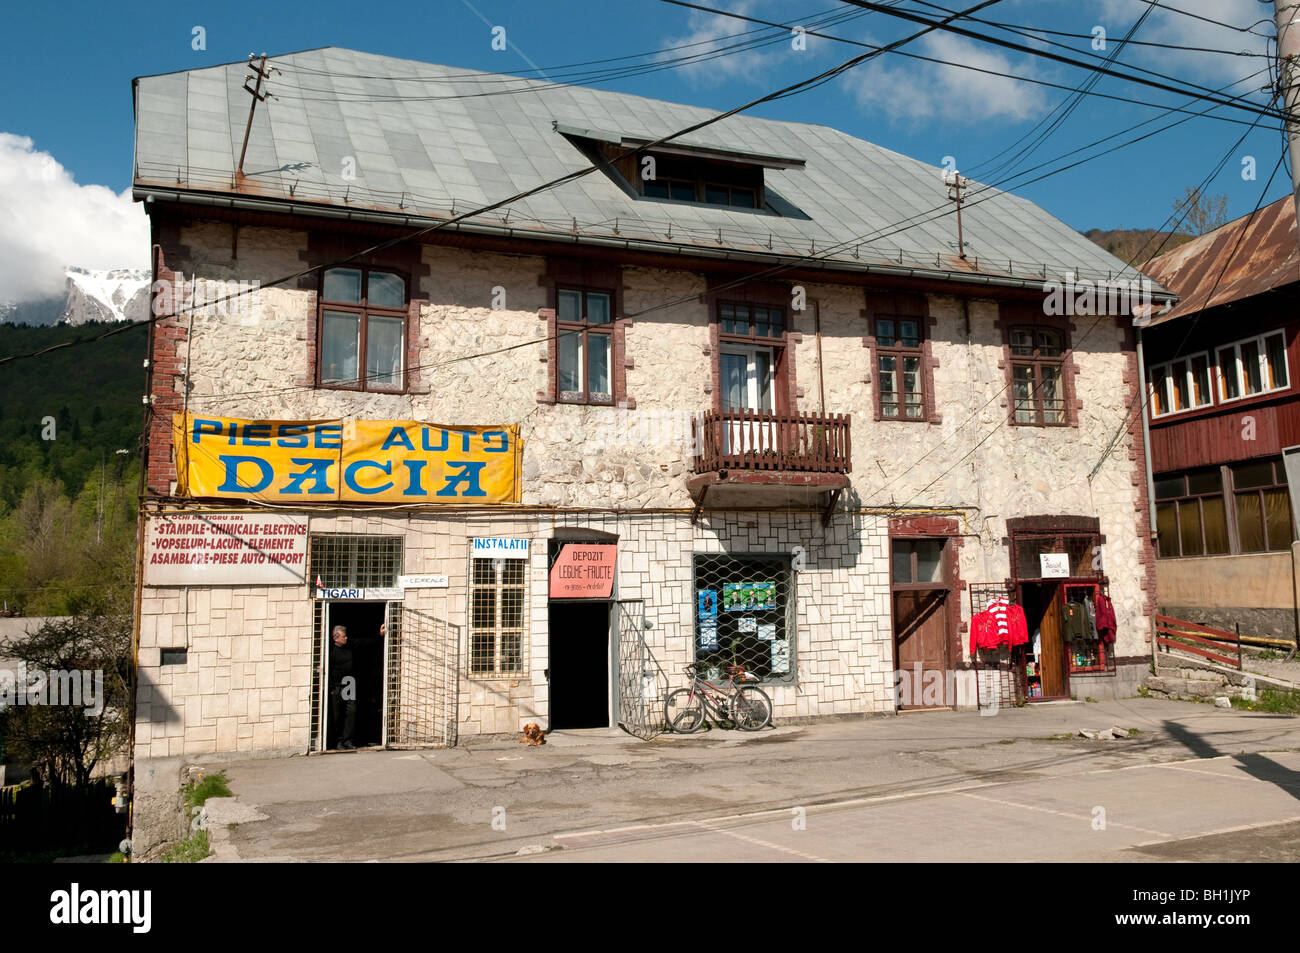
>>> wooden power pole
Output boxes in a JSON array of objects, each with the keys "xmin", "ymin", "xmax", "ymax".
[
  {"xmin": 1275, "ymin": 1, "xmax": 1300, "ymax": 245},
  {"xmin": 236, "ymin": 53, "xmax": 275, "ymax": 183}
]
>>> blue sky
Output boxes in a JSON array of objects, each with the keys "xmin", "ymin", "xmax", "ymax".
[{"xmin": 0, "ymin": 0, "xmax": 1287, "ymax": 300}]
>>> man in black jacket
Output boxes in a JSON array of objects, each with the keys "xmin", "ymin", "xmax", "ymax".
[{"xmin": 329, "ymin": 625, "xmax": 357, "ymax": 749}]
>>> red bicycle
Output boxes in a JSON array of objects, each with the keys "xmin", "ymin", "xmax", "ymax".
[{"xmin": 665, "ymin": 663, "xmax": 773, "ymax": 732}]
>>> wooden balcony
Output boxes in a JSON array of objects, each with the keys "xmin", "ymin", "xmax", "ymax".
[{"xmin": 688, "ymin": 410, "xmax": 851, "ymax": 523}]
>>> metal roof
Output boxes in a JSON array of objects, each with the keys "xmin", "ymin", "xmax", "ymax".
[
  {"xmin": 133, "ymin": 47, "xmax": 1156, "ymax": 291},
  {"xmin": 1141, "ymin": 195, "xmax": 1299, "ymax": 326}
]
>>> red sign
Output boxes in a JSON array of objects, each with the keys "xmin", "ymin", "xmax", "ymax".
[{"xmin": 549, "ymin": 544, "xmax": 617, "ymax": 599}]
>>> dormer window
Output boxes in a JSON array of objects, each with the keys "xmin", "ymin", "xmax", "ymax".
[{"xmin": 555, "ymin": 125, "xmax": 805, "ymax": 217}]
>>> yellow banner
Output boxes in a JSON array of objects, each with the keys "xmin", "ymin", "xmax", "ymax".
[{"xmin": 174, "ymin": 413, "xmax": 522, "ymax": 504}]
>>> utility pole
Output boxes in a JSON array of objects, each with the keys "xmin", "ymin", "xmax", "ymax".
[
  {"xmin": 236, "ymin": 53, "xmax": 275, "ymax": 182},
  {"xmin": 944, "ymin": 168, "xmax": 969, "ymax": 259},
  {"xmin": 1275, "ymin": 0, "xmax": 1300, "ymax": 248}
]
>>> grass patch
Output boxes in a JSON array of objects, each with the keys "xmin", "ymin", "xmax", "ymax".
[
  {"xmin": 1231, "ymin": 688, "xmax": 1300, "ymax": 714},
  {"xmin": 184, "ymin": 771, "xmax": 231, "ymax": 809},
  {"xmin": 1085, "ymin": 696, "xmax": 1098, "ymax": 703},
  {"xmin": 1137, "ymin": 685, "xmax": 1151, "ymax": 698},
  {"xmin": 107, "ymin": 851, "xmax": 126, "ymax": 863},
  {"xmin": 1039, "ymin": 733, "xmax": 1076, "ymax": 741},
  {"xmin": 159, "ymin": 769, "xmax": 231, "ymax": 864},
  {"xmin": 161, "ymin": 830, "xmax": 210, "ymax": 864},
  {"xmin": 1128, "ymin": 728, "xmax": 1141, "ymax": 735},
  {"xmin": 997, "ymin": 739, "xmax": 1016, "ymax": 745},
  {"xmin": 1256, "ymin": 650, "xmax": 1281, "ymax": 661}
]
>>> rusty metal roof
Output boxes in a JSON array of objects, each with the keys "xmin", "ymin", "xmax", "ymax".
[{"xmin": 1141, "ymin": 195, "xmax": 1299, "ymax": 326}]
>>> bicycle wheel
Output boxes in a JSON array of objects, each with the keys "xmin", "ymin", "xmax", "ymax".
[
  {"xmin": 730, "ymin": 685, "xmax": 772, "ymax": 731},
  {"xmin": 665, "ymin": 688, "xmax": 706, "ymax": 734}
]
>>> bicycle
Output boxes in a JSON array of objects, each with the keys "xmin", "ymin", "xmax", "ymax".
[{"xmin": 664, "ymin": 663, "xmax": 773, "ymax": 733}]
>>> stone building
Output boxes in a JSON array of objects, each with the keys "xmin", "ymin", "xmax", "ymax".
[{"xmin": 129, "ymin": 48, "xmax": 1160, "ymax": 767}]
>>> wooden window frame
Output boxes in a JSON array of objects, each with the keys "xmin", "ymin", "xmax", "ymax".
[
  {"xmin": 707, "ymin": 283, "xmax": 798, "ymax": 415},
  {"xmin": 1153, "ymin": 459, "xmax": 1295, "ymax": 557},
  {"xmin": 1009, "ymin": 325, "xmax": 1069, "ymax": 427},
  {"xmin": 863, "ymin": 291, "xmax": 939, "ymax": 424},
  {"xmin": 872, "ymin": 314, "xmax": 928, "ymax": 422},
  {"xmin": 468, "ymin": 557, "xmax": 527, "ymax": 678},
  {"xmin": 555, "ymin": 286, "xmax": 617, "ymax": 406},
  {"xmin": 1149, "ymin": 351, "xmax": 1214, "ymax": 418},
  {"xmin": 1216, "ymin": 330, "xmax": 1291, "ymax": 405},
  {"xmin": 316, "ymin": 265, "xmax": 411, "ymax": 394},
  {"xmin": 537, "ymin": 260, "xmax": 630, "ymax": 408}
]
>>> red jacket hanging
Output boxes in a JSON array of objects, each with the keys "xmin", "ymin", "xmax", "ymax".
[
  {"xmin": 1095, "ymin": 593, "xmax": 1117, "ymax": 644},
  {"xmin": 969, "ymin": 599, "xmax": 1029, "ymax": 653}
]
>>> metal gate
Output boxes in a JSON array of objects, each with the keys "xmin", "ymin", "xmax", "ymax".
[
  {"xmin": 615, "ymin": 599, "xmax": 668, "ymax": 740},
  {"xmin": 385, "ymin": 605, "xmax": 460, "ymax": 748}
]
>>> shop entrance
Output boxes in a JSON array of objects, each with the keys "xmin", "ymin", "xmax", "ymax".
[
  {"xmin": 1019, "ymin": 582, "xmax": 1070, "ymax": 700},
  {"xmin": 324, "ymin": 601, "xmax": 387, "ymax": 749},
  {"xmin": 547, "ymin": 601, "xmax": 612, "ymax": 730},
  {"xmin": 890, "ymin": 536, "xmax": 953, "ymax": 708}
]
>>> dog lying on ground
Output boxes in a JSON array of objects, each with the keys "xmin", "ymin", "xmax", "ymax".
[{"xmin": 520, "ymin": 723, "xmax": 546, "ymax": 745}]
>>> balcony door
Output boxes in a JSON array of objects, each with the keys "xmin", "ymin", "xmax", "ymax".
[{"xmin": 721, "ymin": 345, "xmax": 775, "ymax": 455}]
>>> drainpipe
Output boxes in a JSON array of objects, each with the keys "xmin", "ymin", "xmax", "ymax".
[
  {"xmin": 1135, "ymin": 327, "xmax": 1159, "ymax": 651},
  {"xmin": 814, "ymin": 299, "xmax": 826, "ymax": 413}
]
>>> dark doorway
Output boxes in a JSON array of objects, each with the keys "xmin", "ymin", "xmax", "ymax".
[
  {"xmin": 325, "ymin": 601, "xmax": 387, "ymax": 749},
  {"xmin": 1019, "ymin": 583, "xmax": 1070, "ymax": 700},
  {"xmin": 548, "ymin": 601, "xmax": 611, "ymax": 729}
]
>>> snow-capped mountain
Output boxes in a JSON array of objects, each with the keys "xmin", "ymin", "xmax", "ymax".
[{"xmin": 0, "ymin": 266, "xmax": 151, "ymax": 326}]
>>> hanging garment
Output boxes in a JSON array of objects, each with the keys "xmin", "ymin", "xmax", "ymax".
[
  {"xmin": 1062, "ymin": 601, "xmax": 1091, "ymax": 642},
  {"xmin": 988, "ymin": 596, "xmax": 1029, "ymax": 648},
  {"xmin": 1084, "ymin": 596, "xmax": 1099, "ymax": 641},
  {"xmin": 1095, "ymin": 593, "xmax": 1117, "ymax": 644}
]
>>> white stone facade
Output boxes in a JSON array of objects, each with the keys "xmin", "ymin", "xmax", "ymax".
[{"xmin": 134, "ymin": 220, "xmax": 1154, "ymax": 760}]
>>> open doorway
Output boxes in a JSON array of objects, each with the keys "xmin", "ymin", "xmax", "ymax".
[
  {"xmin": 1019, "ymin": 583, "xmax": 1069, "ymax": 700},
  {"xmin": 324, "ymin": 601, "xmax": 387, "ymax": 749},
  {"xmin": 548, "ymin": 601, "xmax": 611, "ymax": 730}
]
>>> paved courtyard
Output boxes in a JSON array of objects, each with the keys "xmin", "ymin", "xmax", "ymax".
[{"xmin": 197, "ymin": 698, "xmax": 1300, "ymax": 862}]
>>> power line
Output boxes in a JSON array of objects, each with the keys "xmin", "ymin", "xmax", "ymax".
[
  {"xmin": 835, "ymin": 0, "xmax": 1288, "ymax": 122},
  {"xmin": 0, "ymin": 0, "xmax": 1006, "ymax": 370},
  {"xmin": 184, "ymin": 62, "xmax": 1273, "ymax": 410}
]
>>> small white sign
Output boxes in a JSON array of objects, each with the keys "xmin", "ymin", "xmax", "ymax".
[
  {"xmin": 316, "ymin": 587, "xmax": 403, "ymax": 601},
  {"xmin": 399, "ymin": 574, "xmax": 450, "ymax": 589},
  {"xmin": 473, "ymin": 537, "xmax": 530, "ymax": 559},
  {"xmin": 738, "ymin": 616, "xmax": 757, "ymax": 633},
  {"xmin": 1040, "ymin": 553, "xmax": 1070, "ymax": 578}
]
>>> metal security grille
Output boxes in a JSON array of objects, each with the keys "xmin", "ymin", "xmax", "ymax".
[
  {"xmin": 693, "ymin": 554, "xmax": 795, "ymax": 684},
  {"xmin": 468, "ymin": 558, "xmax": 526, "ymax": 676},
  {"xmin": 615, "ymin": 599, "xmax": 668, "ymax": 739},
  {"xmin": 386, "ymin": 606, "xmax": 460, "ymax": 747},
  {"xmin": 309, "ymin": 535, "xmax": 403, "ymax": 588},
  {"xmin": 311, "ymin": 599, "xmax": 324, "ymax": 749},
  {"xmin": 968, "ymin": 582, "xmax": 1026, "ymax": 711}
]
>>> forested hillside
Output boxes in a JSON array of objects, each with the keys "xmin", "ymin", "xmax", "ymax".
[{"xmin": 0, "ymin": 322, "xmax": 148, "ymax": 615}]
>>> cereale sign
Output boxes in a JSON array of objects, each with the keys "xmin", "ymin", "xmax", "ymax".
[{"xmin": 174, "ymin": 413, "xmax": 522, "ymax": 504}]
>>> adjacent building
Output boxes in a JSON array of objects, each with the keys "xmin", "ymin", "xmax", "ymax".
[
  {"xmin": 1140, "ymin": 195, "xmax": 1300, "ymax": 642},
  {"xmin": 130, "ymin": 48, "xmax": 1161, "ymax": 768}
]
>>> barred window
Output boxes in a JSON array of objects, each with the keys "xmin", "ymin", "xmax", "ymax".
[
  {"xmin": 469, "ymin": 558, "xmax": 526, "ymax": 676},
  {"xmin": 693, "ymin": 554, "xmax": 795, "ymax": 684},
  {"xmin": 309, "ymin": 535, "xmax": 403, "ymax": 589}
]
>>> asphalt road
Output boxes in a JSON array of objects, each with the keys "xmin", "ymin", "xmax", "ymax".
[{"xmin": 199, "ymin": 697, "xmax": 1300, "ymax": 863}]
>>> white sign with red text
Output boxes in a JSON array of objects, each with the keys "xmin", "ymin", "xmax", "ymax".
[{"xmin": 145, "ymin": 513, "xmax": 308, "ymax": 586}]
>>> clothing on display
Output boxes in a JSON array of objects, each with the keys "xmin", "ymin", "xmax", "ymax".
[
  {"xmin": 968, "ymin": 596, "xmax": 1029, "ymax": 653},
  {"xmin": 1095, "ymin": 592, "xmax": 1117, "ymax": 644}
]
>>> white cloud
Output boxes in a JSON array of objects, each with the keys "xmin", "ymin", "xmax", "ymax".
[
  {"xmin": 0, "ymin": 134, "xmax": 148, "ymax": 303},
  {"xmin": 1095, "ymin": 0, "xmax": 1271, "ymax": 85},
  {"xmin": 658, "ymin": 0, "xmax": 810, "ymax": 86},
  {"xmin": 841, "ymin": 32, "xmax": 1050, "ymax": 124}
]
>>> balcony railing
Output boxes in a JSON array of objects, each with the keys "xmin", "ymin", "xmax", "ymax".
[{"xmin": 693, "ymin": 409, "xmax": 851, "ymax": 475}]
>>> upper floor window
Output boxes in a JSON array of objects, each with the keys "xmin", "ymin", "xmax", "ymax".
[
  {"xmin": 1155, "ymin": 458, "xmax": 1295, "ymax": 557},
  {"xmin": 556, "ymin": 287, "xmax": 614, "ymax": 404},
  {"xmin": 318, "ymin": 266, "xmax": 407, "ymax": 392},
  {"xmin": 874, "ymin": 315, "xmax": 925, "ymax": 420},
  {"xmin": 1010, "ymin": 326, "xmax": 1067, "ymax": 426},
  {"xmin": 1216, "ymin": 330, "xmax": 1289, "ymax": 403},
  {"xmin": 720, "ymin": 302, "xmax": 784, "ymax": 340},
  {"xmin": 1149, "ymin": 352, "xmax": 1213, "ymax": 418}
]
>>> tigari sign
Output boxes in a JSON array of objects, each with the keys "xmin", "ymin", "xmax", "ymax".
[{"xmin": 174, "ymin": 413, "xmax": 522, "ymax": 504}]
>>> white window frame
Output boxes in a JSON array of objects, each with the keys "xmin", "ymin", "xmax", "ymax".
[
  {"xmin": 1216, "ymin": 330, "xmax": 1290, "ymax": 405},
  {"xmin": 1148, "ymin": 350, "xmax": 1214, "ymax": 419}
]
